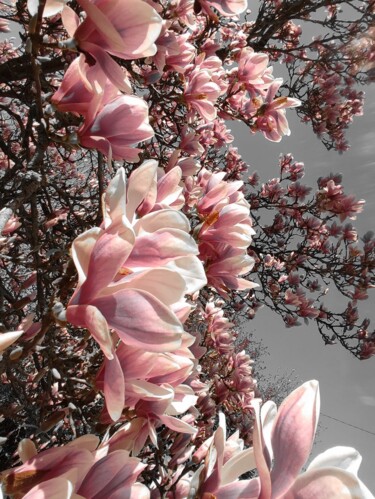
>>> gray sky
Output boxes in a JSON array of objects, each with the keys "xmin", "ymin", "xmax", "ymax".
[{"xmin": 232, "ymin": 83, "xmax": 375, "ymax": 491}]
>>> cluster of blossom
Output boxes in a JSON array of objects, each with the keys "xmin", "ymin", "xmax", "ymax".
[
  {"xmin": 185, "ymin": 298, "xmax": 257, "ymax": 446},
  {"xmin": 244, "ymin": 154, "xmax": 374, "ymax": 357},
  {"xmin": 2, "ymin": 380, "xmax": 373, "ymax": 498},
  {"xmin": 244, "ymin": 0, "xmax": 373, "ymax": 150},
  {"xmin": 300, "ymin": 62, "xmax": 364, "ymax": 152},
  {"xmin": 0, "ymin": 0, "xmax": 374, "ymax": 496}
]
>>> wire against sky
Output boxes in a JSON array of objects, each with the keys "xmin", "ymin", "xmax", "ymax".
[{"xmin": 321, "ymin": 413, "xmax": 375, "ymax": 437}]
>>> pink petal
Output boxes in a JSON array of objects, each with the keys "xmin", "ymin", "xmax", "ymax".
[
  {"xmin": 270, "ymin": 380, "xmax": 320, "ymax": 498},
  {"xmin": 158, "ymin": 414, "xmax": 197, "ymax": 434},
  {"xmin": 125, "ymin": 229, "xmax": 198, "ymax": 268},
  {"xmin": 77, "ymin": 450, "xmax": 146, "ymax": 498},
  {"xmin": 77, "ymin": 0, "xmax": 126, "ymax": 53},
  {"xmin": 66, "ymin": 305, "xmax": 114, "ymax": 359},
  {"xmin": 126, "ymin": 160, "xmax": 158, "ymax": 222},
  {"xmin": 252, "ymin": 399, "xmax": 272, "ymax": 499},
  {"xmin": 70, "ymin": 227, "xmax": 101, "ymax": 286},
  {"xmin": 79, "ymin": 231, "xmax": 134, "ymax": 303},
  {"xmin": 61, "ymin": 5, "xmax": 80, "ymax": 37},
  {"xmin": 104, "ymin": 354, "xmax": 125, "ymax": 421},
  {"xmin": 23, "ymin": 477, "xmax": 74, "ymax": 499},
  {"xmin": 0, "ymin": 330, "xmax": 23, "ymax": 353},
  {"xmin": 284, "ymin": 467, "xmax": 374, "ymax": 499},
  {"xmin": 92, "ymin": 289, "xmax": 183, "ymax": 352},
  {"xmin": 80, "ymin": 42, "xmax": 131, "ymax": 92}
]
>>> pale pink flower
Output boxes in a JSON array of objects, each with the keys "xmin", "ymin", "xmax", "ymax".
[
  {"xmin": 97, "ymin": 341, "xmax": 198, "ymax": 443},
  {"xmin": 66, "ymin": 164, "xmax": 206, "ymax": 419},
  {"xmin": 2, "ymin": 435, "xmax": 149, "ymax": 498},
  {"xmin": 201, "ymin": 243, "xmax": 257, "ymax": 297},
  {"xmin": 184, "ymin": 69, "xmax": 221, "ymax": 121},
  {"xmin": 61, "ymin": 0, "xmax": 162, "ymax": 89},
  {"xmin": 1, "ymin": 215, "xmax": 21, "ymax": 235},
  {"xmin": 186, "ymin": 381, "xmax": 374, "ymax": 498},
  {"xmin": 154, "ymin": 25, "xmax": 195, "ymax": 74},
  {"xmin": 237, "ymin": 47, "xmax": 270, "ymax": 91},
  {"xmin": 51, "ymin": 54, "xmax": 124, "ymax": 117},
  {"xmin": 198, "ymin": 0, "xmax": 248, "ymax": 17},
  {"xmin": 250, "ymin": 79, "xmax": 300, "ymax": 142},
  {"xmin": 78, "ymin": 92, "xmax": 154, "ymax": 162}
]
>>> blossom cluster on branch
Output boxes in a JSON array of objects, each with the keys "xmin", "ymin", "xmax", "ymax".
[{"xmin": 0, "ymin": 0, "xmax": 374, "ymax": 497}]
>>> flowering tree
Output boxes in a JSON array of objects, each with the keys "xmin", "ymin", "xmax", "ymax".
[{"xmin": 0, "ymin": 0, "xmax": 374, "ymax": 497}]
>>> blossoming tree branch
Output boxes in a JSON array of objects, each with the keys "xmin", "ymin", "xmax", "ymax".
[{"xmin": 0, "ymin": 0, "xmax": 374, "ymax": 497}]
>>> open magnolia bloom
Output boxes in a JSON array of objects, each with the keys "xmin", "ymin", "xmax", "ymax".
[
  {"xmin": 60, "ymin": 0, "xmax": 162, "ymax": 90},
  {"xmin": 65, "ymin": 163, "xmax": 206, "ymax": 420},
  {"xmin": 185, "ymin": 380, "xmax": 374, "ymax": 498},
  {"xmin": 1, "ymin": 435, "xmax": 149, "ymax": 498}
]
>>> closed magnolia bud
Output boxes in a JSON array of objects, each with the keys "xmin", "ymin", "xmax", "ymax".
[
  {"xmin": 9, "ymin": 346, "xmax": 23, "ymax": 360},
  {"xmin": 18, "ymin": 438, "xmax": 37, "ymax": 463},
  {"xmin": 51, "ymin": 368, "xmax": 61, "ymax": 380}
]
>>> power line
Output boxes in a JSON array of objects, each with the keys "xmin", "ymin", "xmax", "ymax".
[{"xmin": 320, "ymin": 412, "xmax": 375, "ymax": 437}]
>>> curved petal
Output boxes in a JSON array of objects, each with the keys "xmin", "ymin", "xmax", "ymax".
[
  {"xmin": 126, "ymin": 160, "xmax": 158, "ymax": 222},
  {"xmin": 70, "ymin": 227, "xmax": 101, "ymax": 287},
  {"xmin": 23, "ymin": 477, "xmax": 74, "ymax": 499},
  {"xmin": 270, "ymin": 380, "xmax": 320, "ymax": 499},
  {"xmin": 104, "ymin": 354, "xmax": 125, "ymax": 421},
  {"xmin": 92, "ymin": 289, "xmax": 183, "ymax": 352},
  {"xmin": 284, "ymin": 467, "xmax": 375, "ymax": 499},
  {"xmin": 79, "ymin": 231, "xmax": 134, "ymax": 303},
  {"xmin": 307, "ymin": 447, "xmax": 362, "ymax": 476},
  {"xmin": 66, "ymin": 305, "xmax": 114, "ymax": 360},
  {"xmin": 0, "ymin": 330, "xmax": 24, "ymax": 353},
  {"xmin": 221, "ymin": 447, "xmax": 256, "ymax": 485}
]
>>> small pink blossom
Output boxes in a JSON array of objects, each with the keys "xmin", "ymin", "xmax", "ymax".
[
  {"xmin": 198, "ymin": 0, "xmax": 248, "ymax": 17},
  {"xmin": 184, "ymin": 69, "xmax": 221, "ymax": 121}
]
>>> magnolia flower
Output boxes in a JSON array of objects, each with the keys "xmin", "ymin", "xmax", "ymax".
[
  {"xmin": 187, "ymin": 380, "xmax": 374, "ymax": 498},
  {"xmin": 51, "ymin": 55, "xmax": 123, "ymax": 117},
  {"xmin": 66, "ymin": 164, "xmax": 206, "ymax": 420},
  {"xmin": 184, "ymin": 69, "xmax": 221, "ymax": 122},
  {"xmin": 252, "ymin": 79, "xmax": 300, "ymax": 142},
  {"xmin": 61, "ymin": 0, "xmax": 162, "ymax": 89},
  {"xmin": 78, "ymin": 93, "xmax": 154, "ymax": 162},
  {"xmin": 1, "ymin": 435, "xmax": 149, "ymax": 498},
  {"xmin": 198, "ymin": 0, "xmax": 248, "ymax": 17}
]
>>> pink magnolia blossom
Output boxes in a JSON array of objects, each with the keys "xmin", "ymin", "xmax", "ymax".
[
  {"xmin": 1, "ymin": 215, "xmax": 21, "ymax": 235},
  {"xmin": 78, "ymin": 92, "xmax": 154, "ymax": 162},
  {"xmin": 1, "ymin": 435, "xmax": 149, "ymax": 498},
  {"xmin": 186, "ymin": 168, "xmax": 257, "ymax": 295},
  {"xmin": 51, "ymin": 54, "xmax": 124, "ymax": 117},
  {"xmin": 237, "ymin": 47, "xmax": 270, "ymax": 91},
  {"xmin": 65, "ymin": 164, "xmax": 206, "ymax": 419},
  {"xmin": 61, "ymin": 0, "xmax": 162, "ymax": 89},
  {"xmin": 95, "ymin": 336, "xmax": 198, "ymax": 442},
  {"xmin": 248, "ymin": 79, "xmax": 300, "ymax": 142},
  {"xmin": 0, "ymin": 19, "xmax": 10, "ymax": 32},
  {"xmin": 185, "ymin": 381, "xmax": 374, "ymax": 498},
  {"xmin": 184, "ymin": 69, "xmax": 221, "ymax": 122},
  {"xmin": 154, "ymin": 25, "xmax": 196, "ymax": 74},
  {"xmin": 198, "ymin": 0, "xmax": 248, "ymax": 17}
]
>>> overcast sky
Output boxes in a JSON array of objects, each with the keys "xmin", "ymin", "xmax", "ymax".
[{"xmin": 232, "ymin": 82, "xmax": 375, "ymax": 490}]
